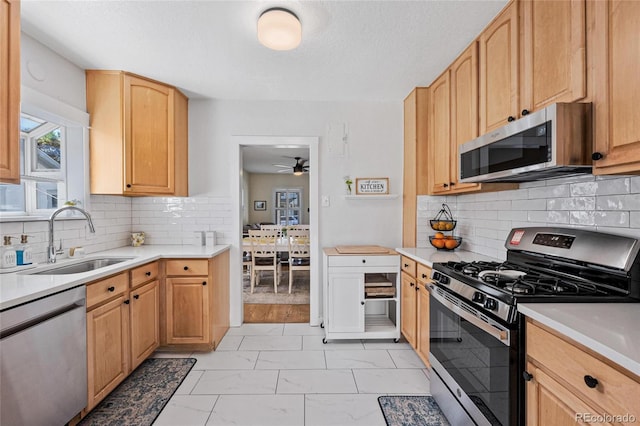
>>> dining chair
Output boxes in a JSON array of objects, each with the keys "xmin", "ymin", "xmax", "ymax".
[
  {"xmin": 248, "ymin": 229, "xmax": 280, "ymax": 293},
  {"xmin": 287, "ymin": 230, "xmax": 310, "ymax": 294},
  {"xmin": 287, "ymin": 224, "xmax": 310, "ymax": 231},
  {"xmin": 260, "ymin": 224, "xmax": 284, "ymax": 237}
]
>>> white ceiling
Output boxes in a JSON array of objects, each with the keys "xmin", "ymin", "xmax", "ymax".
[
  {"xmin": 242, "ymin": 146, "xmax": 310, "ymax": 174},
  {"xmin": 20, "ymin": 0, "xmax": 508, "ymax": 102}
]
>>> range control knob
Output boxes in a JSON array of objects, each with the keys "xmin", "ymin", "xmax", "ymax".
[
  {"xmin": 484, "ymin": 298, "xmax": 498, "ymax": 310},
  {"xmin": 472, "ymin": 292, "xmax": 485, "ymax": 304}
]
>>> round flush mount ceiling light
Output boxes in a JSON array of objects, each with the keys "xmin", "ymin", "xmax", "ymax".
[{"xmin": 257, "ymin": 8, "xmax": 302, "ymax": 51}]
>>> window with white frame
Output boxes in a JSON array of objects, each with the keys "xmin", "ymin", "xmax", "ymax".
[
  {"xmin": 0, "ymin": 88, "xmax": 89, "ymax": 218},
  {"xmin": 274, "ymin": 188, "xmax": 302, "ymax": 226}
]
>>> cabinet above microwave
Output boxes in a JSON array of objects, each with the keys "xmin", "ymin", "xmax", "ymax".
[{"xmin": 459, "ymin": 103, "xmax": 592, "ymax": 183}]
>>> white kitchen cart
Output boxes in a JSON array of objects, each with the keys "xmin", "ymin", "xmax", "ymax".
[{"xmin": 322, "ymin": 246, "xmax": 401, "ymax": 343}]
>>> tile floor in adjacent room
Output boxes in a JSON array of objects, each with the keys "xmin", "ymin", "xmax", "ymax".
[{"xmin": 151, "ymin": 323, "xmax": 430, "ymax": 426}]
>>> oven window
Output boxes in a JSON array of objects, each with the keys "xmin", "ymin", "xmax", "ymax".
[
  {"xmin": 430, "ymin": 294, "xmax": 512, "ymax": 426},
  {"xmin": 461, "ymin": 121, "xmax": 551, "ymax": 179}
]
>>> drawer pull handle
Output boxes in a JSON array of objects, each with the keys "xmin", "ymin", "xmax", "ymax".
[
  {"xmin": 145, "ymin": 271, "xmax": 151, "ymax": 276},
  {"xmin": 184, "ymin": 266, "xmax": 189, "ymax": 271},
  {"xmin": 107, "ymin": 286, "xmax": 115, "ymax": 292},
  {"xmin": 133, "ymin": 294, "xmax": 139, "ymax": 299},
  {"xmin": 523, "ymin": 371, "xmax": 533, "ymax": 381},
  {"xmin": 584, "ymin": 375, "xmax": 598, "ymax": 388},
  {"xmin": 202, "ymin": 281, "xmax": 207, "ymax": 286}
]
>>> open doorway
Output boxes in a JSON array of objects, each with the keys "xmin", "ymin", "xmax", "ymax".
[
  {"xmin": 231, "ymin": 136, "xmax": 320, "ymax": 327},
  {"xmin": 242, "ymin": 146, "xmax": 310, "ymax": 322}
]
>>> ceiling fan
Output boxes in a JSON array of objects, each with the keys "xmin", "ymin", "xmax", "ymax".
[{"xmin": 273, "ymin": 157, "xmax": 309, "ymax": 175}]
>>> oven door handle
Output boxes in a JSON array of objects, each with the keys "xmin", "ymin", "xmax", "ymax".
[{"xmin": 428, "ymin": 284, "xmax": 510, "ymax": 346}]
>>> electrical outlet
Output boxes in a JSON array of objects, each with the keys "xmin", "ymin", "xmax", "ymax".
[{"xmin": 321, "ymin": 195, "xmax": 330, "ymax": 207}]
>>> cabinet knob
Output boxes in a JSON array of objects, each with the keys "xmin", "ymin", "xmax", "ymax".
[
  {"xmin": 584, "ymin": 375, "xmax": 598, "ymax": 388},
  {"xmin": 107, "ymin": 286, "xmax": 115, "ymax": 292},
  {"xmin": 361, "ymin": 259, "xmax": 366, "ymax": 264},
  {"xmin": 449, "ymin": 182, "xmax": 455, "ymax": 186},
  {"xmin": 124, "ymin": 300, "xmax": 130, "ymax": 305},
  {"xmin": 360, "ymin": 301, "xmax": 365, "ymax": 305},
  {"xmin": 521, "ymin": 109, "xmax": 530, "ymax": 116},
  {"xmin": 416, "ymin": 286, "xmax": 420, "ymax": 291},
  {"xmin": 184, "ymin": 266, "xmax": 189, "ymax": 271},
  {"xmin": 592, "ymin": 152, "xmax": 604, "ymax": 161},
  {"xmin": 133, "ymin": 294, "xmax": 139, "ymax": 299},
  {"xmin": 126, "ymin": 184, "xmax": 132, "ymax": 188},
  {"xmin": 202, "ymin": 281, "xmax": 207, "ymax": 286},
  {"xmin": 523, "ymin": 371, "xmax": 533, "ymax": 381},
  {"xmin": 410, "ymin": 282, "xmax": 414, "ymax": 287},
  {"xmin": 507, "ymin": 116, "xmax": 516, "ymax": 122},
  {"xmin": 421, "ymin": 274, "xmax": 427, "ymax": 279},
  {"xmin": 443, "ymin": 183, "xmax": 449, "ymax": 188},
  {"xmin": 404, "ymin": 263, "xmax": 409, "ymax": 268},
  {"xmin": 145, "ymin": 271, "xmax": 151, "ymax": 276}
]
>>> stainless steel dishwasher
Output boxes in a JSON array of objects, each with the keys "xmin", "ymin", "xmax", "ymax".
[{"xmin": 1, "ymin": 285, "xmax": 87, "ymax": 425}]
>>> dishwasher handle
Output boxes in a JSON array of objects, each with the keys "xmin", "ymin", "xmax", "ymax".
[{"xmin": 0, "ymin": 300, "xmax": 84, "ymax": 340}]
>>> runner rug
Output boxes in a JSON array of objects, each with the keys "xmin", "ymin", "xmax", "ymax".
[
  {"xmin": 79, "ymin": 357, "xmax": 196, "ymax": 426},
  {"xmin": 378, "ymin": 395, "xmax": 451, "ymax": 426}
]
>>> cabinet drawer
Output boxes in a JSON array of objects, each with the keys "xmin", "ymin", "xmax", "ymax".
[
  {"xmin": 527, "ymin": 321, "xmax": 640, "ymax": 419},
  {"xmin": 166, "ymin": 259, "xmax": 209, "ymax": 276},
  {"xmin": 130, "ymin": 261, "xmax": 159, "ymax": 288},
  {"xmin": 400, "ymin": 256, "xmax": 416, "ymax": 277},
  {"xmin": 417, "ymin": 263, "xmax": 432, "ymax": 283},
  {"xmin": 87, "ymin": 272, "xmax": 129, "ymax": 310},
  {"xmin": 328, "ymin": 255, "xmax": 399, "ymax": 268}
]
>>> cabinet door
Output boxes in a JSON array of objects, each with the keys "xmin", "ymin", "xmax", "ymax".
[
  {"xmin": 416, "ymin": 283, "xmax": 430, "ymax": 367},
  {"xmin": 166, "ymin": 277, "xmax": 210, "ymax": 344},
  {"xmin": 400, "ymin": 272, "xmax": 417, "ymax": 347},
  {"xmin": 0, "ymin": 0, "xmax": 20, "ymax": 184},
  {"xmin": 429, "ymin": 71, "xmax": 452, "ymax": 193},
  {"xmin": 525, "ymin": 363, "xmax": 615, "ymax": 426},
  {"xmin": 86, "ymin": 295, "xmax": 130, "ymax": 411},
  {"xmin": 327, "ymin": 272, "xmax": 364, "ymax": 333},
  {"xmin": 479, "ymin": 1, "xmax": 519, "ymax": 133},
  {"xmin": 593, "ymin": 0, "xmax": 640, "ymax": 174},
  {"xmin": 130, "ymin": 280, "xmax": 160, "ymax": 370},
  {"xmin": 124, "ymin": 74, "xmax": 175, "ymax": 194},
  {"xmin": 521, "ymin": 0, "xmax": 586, "ymax": 112},
  {"xmin": 450, "ymin": 42, "xmax": 481, "ymax": 193}
]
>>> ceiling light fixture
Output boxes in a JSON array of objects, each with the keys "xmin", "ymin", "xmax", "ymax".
[{"xmin": 257, "ymin": 8, "xmax": 301, "ymax": 51}]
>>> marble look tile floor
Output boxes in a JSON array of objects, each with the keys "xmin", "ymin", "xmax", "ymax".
[{"xmin": 152, "ymin": 323, "xmax": 430, "ymax": 426}]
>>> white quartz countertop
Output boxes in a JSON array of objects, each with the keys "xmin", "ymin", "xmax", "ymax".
[
  {"xmin": 395, "ymin": 247, "xmax": 501, "ymax": 267},
  {"xmin": 519, "ymin": 303, "xmax": 640, "ymax": 377},
  {"xmin": 0, "ymin": 244, "xmax": 230, "ymax": 311}
]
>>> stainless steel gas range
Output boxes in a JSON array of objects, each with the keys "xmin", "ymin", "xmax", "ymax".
[{"xmin": 426, "ymin": 227, "xmax": 640, "ymax": 426}]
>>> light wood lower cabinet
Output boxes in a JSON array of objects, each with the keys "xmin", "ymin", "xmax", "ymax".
[
  {"xmin": 86, "ymin": 279, "xmax": 130, "ymax": 412},
  {"xmin": 166, "ymin": 276, "xmax": 210, "ymax": 344},
  {"xmin": 400, "ymin": 256, "xmax": 431, "ymax": 367},
  {"xmin": 130, "ymin": 279, "xmax": 160, "ymax": 370},
  {"xmin": 525, "ymin": 319, "xmax": 640, "ymax": 425}
]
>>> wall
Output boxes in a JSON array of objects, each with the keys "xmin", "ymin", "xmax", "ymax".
[
  {"xmin": 417, "ymin": 175, "xmax": 640, "ymax": 260},
  {"xmin": 246, "ymin": 172, "xmax": 310, "ymax": 225}
]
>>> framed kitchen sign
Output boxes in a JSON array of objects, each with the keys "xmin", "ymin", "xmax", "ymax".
[
  {"xmin": 355, "ymin": 177, "xmax": 390, "ymax": 195},
  {"xmin": 254, "ymin": 200, "xmax": 266, "ymax": 211}
]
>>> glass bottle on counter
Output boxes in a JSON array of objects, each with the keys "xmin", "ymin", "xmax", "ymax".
[{"xmin": 1, "ymin": 236, "xmax": 17, "ymax": 269}]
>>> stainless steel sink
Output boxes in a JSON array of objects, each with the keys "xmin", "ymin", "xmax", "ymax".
[{"xmin": 27, "ymin": 257, "xmax": 134, "ymax": 275}]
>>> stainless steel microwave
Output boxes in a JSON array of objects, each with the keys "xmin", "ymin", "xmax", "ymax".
[{"xmin": 459, "ymin": 103, "xmax": 593, "ymax": 183}]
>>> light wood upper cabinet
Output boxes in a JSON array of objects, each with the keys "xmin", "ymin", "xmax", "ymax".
[
  {"xmin": 0, "ymin": 0, "xmax": 20, "ymax": 184},
  {"xmin": 402, "ymin": 88, "xmax": 429, "ymax": 247},
  {"xmin": 86, "ymin": 70, "xmax": 188, "ymax": 196},
  {"xmin": 429, "ymin": 71, "xmax": 451, "ymax": 194},
  {"xmin": 592, "ymin": 0, "xmax": 640, "ymax": 175},
  {"xmin": 450, "ymin": 42, "xmax": 481, "ymax": 193},
  {"xmin": 479, "ymin": 1, "xmax": 519, "ymax": 134},
  {"xmin": 520, "ymin": 0, "xmax": 586, "ymax": 113}
]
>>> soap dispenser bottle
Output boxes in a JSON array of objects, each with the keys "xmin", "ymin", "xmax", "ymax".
[
  {"xmin": 1, "ymin": 236, "xmax": 17, "ymax": 269},
  {"xmin": 16, "ymin": 234, "xmax": 33, "ymax": 266}
]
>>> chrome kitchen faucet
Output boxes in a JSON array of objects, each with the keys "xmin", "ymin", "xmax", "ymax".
[{"xmin": 48, "ymin": 206, "xmax": 96, "ymax": 263}]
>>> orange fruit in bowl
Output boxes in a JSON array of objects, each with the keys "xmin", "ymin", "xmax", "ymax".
[
  {"xmin": 432, "ymin": 238, "xmax": 445, "ymax": 249},
  {"xmin": 445, "ymin": 239, "xmax": 459, "ymax": 250},
  {"xmin": 434, "ymin": 232, "xmax": 445, "ymax": 239}
]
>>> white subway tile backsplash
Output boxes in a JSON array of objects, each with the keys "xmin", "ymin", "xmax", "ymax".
[{"xmin": 417, "ymin": 176, "xmax": 640, "ymax": 255}]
